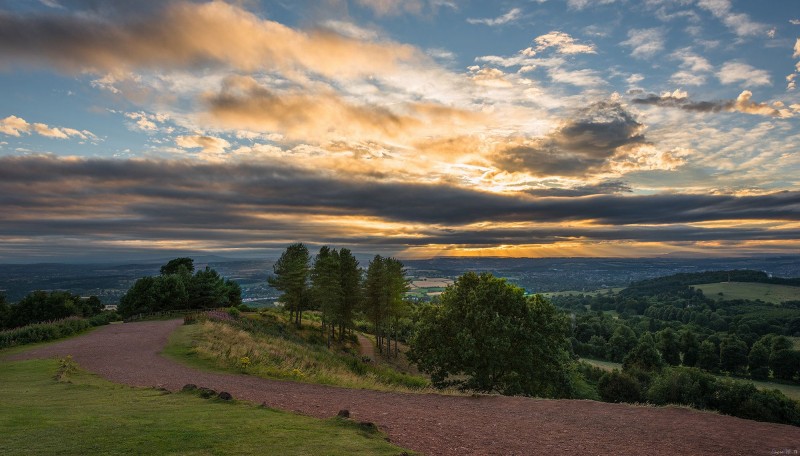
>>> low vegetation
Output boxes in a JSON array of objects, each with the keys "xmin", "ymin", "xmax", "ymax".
[
  {"xmin": 168, "ymin": 309, "xmax": 429, "ymax": 392},
  {"xmin": 0, "ymin": 312, "xmax": 119, "ymax": 350},
  {"xmin": 0, "ymin": 359, "xmax": 408, "ymax": 455}
]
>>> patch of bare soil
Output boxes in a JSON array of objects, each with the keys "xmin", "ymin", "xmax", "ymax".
[{"xmin": 8, "ymin": 320, "xmax": 800, "ymax": 456}]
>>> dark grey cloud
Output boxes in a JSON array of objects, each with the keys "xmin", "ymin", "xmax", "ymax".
[
  {"xmin": 632, "ymin": 93, "xmax": 732, "ymax": 113},
  {"xmin": 493, "ymin": 101, "xmax": 647, "ymax": 177},
  {"xmin": 525, "ymin": 180, "xmax": 632, "ymax": 197},
  {"xmin": 1, "ymin": 155, "xmax": 799, "ymax": 259}
]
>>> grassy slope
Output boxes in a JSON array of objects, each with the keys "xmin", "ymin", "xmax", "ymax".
[
  {"xmin": 693, "ymin": 282, "xmax": 800, "ymax": 304},
  {"xmin": 164, "ymin": 316, "xmax": 430, "ymax": 392},
  {"xmin": 582, "ymin": 358, "xmax": 800, "ymax": 400},
  {"xmin": 0, "ymin": 359, "xmax": 409, "ymax": 456}
]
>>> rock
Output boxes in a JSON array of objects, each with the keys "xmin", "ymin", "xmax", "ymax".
[
  {"xmin": 337, "ymin": 409, "xmax": 350, "ymax": 418},
  {"xmin": 181, "ymin": 384, "xmax": 198, "ymax": 392},
  {"xmin": 358, "ymin": 421, "xmax": 378, "ymax": 432},
  {"xmin": 217, "ymin": 391, "xmax": 233, "ymax": 401},
  {"xmin": 198, "ymin": 387, "xmax": 217, "ymax": 399}
]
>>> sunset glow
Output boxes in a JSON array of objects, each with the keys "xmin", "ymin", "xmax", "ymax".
[{"xmin": 0, "ymin": 0, "xmax": 798, "ymax": 261}]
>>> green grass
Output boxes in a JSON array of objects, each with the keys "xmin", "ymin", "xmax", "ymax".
[
  {"xmin": 165, "ymin": 315, "xmax": 431, "ymax": 393},
  {"xmin": 0, "ymin": 359, "xmax": 410, "ymax": 456},
  {"xmin": 693, "ymin": 282, "xmax": 800, "ymax": 304},
  {"xmin": 581, "ymin": 358, "xmax": 800, "ymax": 400}
]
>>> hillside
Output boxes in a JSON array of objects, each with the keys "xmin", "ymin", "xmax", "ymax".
[{"xmin": 693, "ymin": 282, "xmax": 800, "ymax": 305}]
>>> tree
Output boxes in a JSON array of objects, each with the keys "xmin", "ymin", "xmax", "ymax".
[
  {"xmin": 188, "ymin": 267, "xmax": 229, "ymax": 309},
  {"xmin": 679, "ymin": 330, "xmax": 699, "ymax": 367},
  {"xmin": 656, "ymin": 328, "xmax": 681, "ymax": 366},
  {"xmin": 409, "ymin": 272, "xmax": 575, "ymax": 397},
  {"xmin": 160, "ymin": 257, "xmax": 195, "ymax": 276},
  {"xmin": 118, "ymin": 258, "xmax": 240, "ymax": 317},
  {"xmin": 268, "ymin": 243, "xmax": 310, "ymax": 327},
  {"xmin": 623, "ymin": 333, "xmax": 664, "ymax": 372},
  {"xmin": 770, "ymin": 350, "xmax": 800, "ymax": 381},
  {"xmin": 311, "ymin": 246, "xmax": 342, "ymax": 346},
  {"xmin": 697, "ymin": 340, "xmax": 720, "ymax": 372},
  {"xmin": 337, "ymin": 248, "xmax": 361, "ymax": 341},
  {"xmin": 748, "ymin": 337, "xmax": 771, "ymax": 380},
  {"xmin": 608, "ymin": 325, "xmax": 637, "ymax": 362},
  {"xmin": 363, "ymin": 255, "xmax": 408, "ymax": 356},
  {"xmin": 719, "ymin": 335, "xmax": 749, "ymax": 375}
]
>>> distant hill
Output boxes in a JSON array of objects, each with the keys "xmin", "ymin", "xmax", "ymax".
[{"xmin": 620, "ymin": 270, "xmax": 800, "ymax": 298}]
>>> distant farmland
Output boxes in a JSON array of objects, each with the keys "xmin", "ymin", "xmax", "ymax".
[{"xmin": 692, "ymin": 282, "xmax": 800, "ymax": 304}]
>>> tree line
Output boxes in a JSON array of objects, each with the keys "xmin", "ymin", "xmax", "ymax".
[
  {"xmin": 0, "ymin": 291, "xmax": 104, "ymax": 330},
  {"xmin": 118, "ymin": 258, "xmax": 242, "ymax": 317},
  {"xmin": 268, "ymin": 243, "xmax": 409, "ymax": 355}
]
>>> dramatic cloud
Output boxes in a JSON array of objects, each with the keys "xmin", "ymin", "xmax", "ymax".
[
  {"xmin": 0, "ymin": 1, "xmax": 420, "ymax": 79},
  {"xmin": 493, "ymin": 101, "xmax": 652, "ymax": 176},
  {"xmin": 567, "ymin": 0, "xmax": 617, "ymax": 10},
  {"xmin": 467, "ymin": 8, "xmax": 521, "ymax": 26},
  {"xmin": 203, "ymin": 75, "xmax": 482, "ymax": 143},
  {"xmin": 633, "ymin": 90, "xmax": 793, "ymax": 118},
  {"xmin": 621, "ymin": 28, "xmax": 666, "ymax": 58},
  {"xmin": 0, "ymin": 115, "xmax": 96, "ymax": 140}
]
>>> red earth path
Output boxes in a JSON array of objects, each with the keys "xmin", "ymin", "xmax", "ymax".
[{"xmin": 9, "ymin": 320, "xmax": 800, "ymax": 455}]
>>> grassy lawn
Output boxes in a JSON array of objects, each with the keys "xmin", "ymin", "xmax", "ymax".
[
  {"xmin": 581, "ymin": 358, "xmax": 800, "ymax": 400},
  {"xmin": 0, "ymin": 359, "xmax": 410, "ymax": 456},
  {"xmin": 693, "ymin": 282, "xmax": 800, "ymax": 304}
]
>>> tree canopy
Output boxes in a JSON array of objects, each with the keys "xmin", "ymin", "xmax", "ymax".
[
  {"xmin": 118, "ymin": 258, "xmax": 241, "ymax": 317},
  {"xmin": 409, "ymin": 272, "xmax": 575, "ymax": 397}
]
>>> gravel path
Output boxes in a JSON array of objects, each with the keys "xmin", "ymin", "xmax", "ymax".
[{"xmin": 8, "ymin": 320, "xmax": 800, "ymax": 455}]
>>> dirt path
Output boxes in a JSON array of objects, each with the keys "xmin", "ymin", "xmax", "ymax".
[
  {"xmin": 356, "ymin": 333, "xmax": 376, "ymax": 360},
  {"xmin": 8, "ymin": 320, "xmax": 800, "ymax": 456}
]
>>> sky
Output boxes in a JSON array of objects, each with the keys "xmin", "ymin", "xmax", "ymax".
[{"xmin": 0, "ymin": 0, "xmax": 799, "ymax": 262}]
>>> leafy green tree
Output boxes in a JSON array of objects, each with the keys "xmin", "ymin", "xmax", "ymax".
[
  {"xmin": 647, "ymin": 367, "xmax": 717, "ymax": 409},
  {"xmin": 748, "ymin": 337, "xmax": 771, "ymax": 380},
  {"xmin": 697, "ymin": 340, "xmax": 720, "ymax": 372},
  {"xmin": 160, "ymin": 257, "xmax": 195, "ymax": 276},
  {"xmin": 409, "ymin": 272, "xmax": 575, "ymax": 397},
  {"xmin": 623, "ymin": 333, "xmax": 664, "ymax": 372},
  {"xmin": 0, "ymin": 294, "xmax": 9, "ymax": 328},
  {"xmin": 656, "ymin": 328, "xmax": 681, "ymax": 366},
  {"xmin": 118, "ymin": 258, "xmax": 240, "ymax": 317},
  {"xmin": 719, "ymin": 335, "xmax": 749, "ymax": 374},
  {"xmin": 770, "ymin": 349, "xmax": 800, "ymax": 381},
  {"xmin": 268, "ymin": 243, "xmax": 311, "ymax": 327},
  {"xmin": 608, "ymin": 325, "xmax": 637, "ymax": 362},
  {"xmin": 119, "ymin": 277, "xmax": 158, "ymax": 317}
]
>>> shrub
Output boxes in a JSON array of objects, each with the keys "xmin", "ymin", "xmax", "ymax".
[
  {"xmin": 647, "ymin": 367, "xmax": 717, "ymax": 409},
  {"xmin": 0, "ymin": 317, "xmax": 91, "ymax": 349},
  {"xmin": 598, "ymin": 369, "xmax": 643, "ymax": 403}
]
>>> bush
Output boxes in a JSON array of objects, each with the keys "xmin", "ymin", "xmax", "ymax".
[
  {"xmin": 0, "ymin": 317, "xmax": 91, "ymax": 349},
  {"xmin": 647, "ymin": 367, "xmax": 717, "ymax": 409},
  {"xmin": 598, "ymin": 369, "xmax": 643, "ymax": 403}
]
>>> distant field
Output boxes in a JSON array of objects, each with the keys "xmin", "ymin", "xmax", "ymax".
[
  {"xmin": 692, "ymin": 282, "xmax": 800, "ymax": 304},
  {"xmin": 581, "ymin": 358, "xmax": 800, "ymax": 400},
  {"xmin": 543, "ymin": 287, "xmax": 624, "ymax": 297}
]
